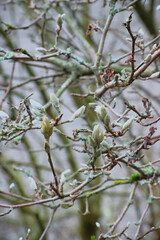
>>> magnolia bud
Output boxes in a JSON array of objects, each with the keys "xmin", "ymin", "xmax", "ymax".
[
  {"xmin": 41, "ymin": 116, "xmax": 54, "ymax": 139},
  {"xmin": 121, "ymin": 117, "xmax": 134, "ymax": 131},
  {"xmin": 95, "ymin": 105, "xmax": 110, "ymax": 128},
  {"xmin": 144, "ymin": 54, "xmax": 152, "ymax": 64},
  {"xmin": 104, "ymin": 114, "xmax": 110, "ymax": 127},
  {"xmin": 71, "ymin": 106, "xmax": 86, "ymax": 121},
  {"xmin": 128, "ymin": 6, "xmax": 133, "ymax": 11},
  {"xmin": 150, "ymin": 44, "xmax": 158, "ymax": 54},
  {"xmin": 57, "ymin": 14, "xmax": 63, "ymax": 28},
  {"xmin": 100, "ymin": 105, "xmax": 107, "ymax": 119},
  {"xmin": 95, "ymin": 86, "xmax": 104, "ymax": 97},
  {"xmin": 36, "ymin": 47, "xmax": 47, "ymax": 54},
  {"xmin": 50, "ymin": 93, "xmax": 59, "ymax": 108},
  {"xmin": 150, "ymin": 72, "xmax": 160, "ymax": 79},
  {"xmin": 9, "ymin": 183, "xmax": 16, "ymax": 192},
  {"xmin": 60, "ymin": 202, "xmax": 73, "ymax": 209},
  {"xmin": 88, "ymin": 135, "xmax": 96, "ymax": 148},
  {"xmin": 44, "ymin": 140, "xmax": 50, "ymax": 153},
  {"xmin": 89, "ymin": 103, "xmax": 97, "ymax": 108},
  {"xmin": 28, "ymin": 177, "xmax": 37, "ymax": 190},
  {"xmin": 92, "ymin": 125, "xmax": 104, "ymax": 146},
  {"xmin": 96, "ymin": 222, "xmax": 101, "ymax": 228}
]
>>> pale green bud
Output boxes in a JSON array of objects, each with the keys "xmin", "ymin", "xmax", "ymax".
[
  {"xmin": 95, "ymin": 86, "xmax": 104, "ymax": 97},
  {"xmin": 28, "ymin": 177, "xmax": 37, "ymax": 190},
  {"xmin": 92, "ymin": 125, "xmax": 104, "ymax": 146},
  {"xmin": 57, "ymin": 14, "xmax": 63, "ymax": 28},
  {"xmin": 88, "ymin": 103, "xmax": 97, "ymax": 108},
  {"xmin": 144, "ymin": 54, "xmax": 152, "ymax": 64},
  {"xmin": 41, "ymin": 116, "xmax": 54, "ymax": 139},
  {"xmin": 50, "ymin": 93, "xmax": 59, "ymax": 107},
  {"xmin": 9, "ymin": 183, "xmax": 16, "ymax": 192},
  {"xmin": 92, "ymin": 125, "xmax": 100, "ymax": 141},
  {"xmin": 44, "ymin": 140, "xmax": 50, "ymax": 153},
  {"xmin": 95, "ymin": 105, "xmax": 110, "ymax": 127},
  {"xmin": 60, "ymin": 202, "xmax": 73, "ymax": 209},
  {"xmin": 36, "ymin": 47, "xmax": 47, "ymax": 54},
  {"xmin": 95, "ymin": 105, "xmax": 104, "ymax": 119},
  {"xmin": 60, "ymin": 169, "xmax": 71, "ymax": 184},
  {"xmin": 150, "ymin": 44, "xmax": 158, "ymax": 54},
  {"xmin": 104, "ymin": 114, "xmax": 111, "ymax": 127},
  {"xmin": 96, "ymin": 222, "xmax": 101, "ymax": 228},
  {"xmin": 71, "ymin": 106, "xmax": 86, "ymax": 121},
  {"xmin": 88, "ymin": 135, "xmax": 96, "ymax": 148},
  {"xmin": 98, "ymin": 131, "xmax": 104, "ymax": 143},
  {"xmin": 128, "ymin": 6, "xmax": 133, "ymax": 11},
  {"xmin": 30, "ymin": 99, "xmax": 43, "ymax": 110},
  {"xmin": 121, "ymin": 117, "xmax": 134, "ymax": 131},
  {"xmin": 100, "ymin": 105, "xmax": 108, "ymax": 119},
  {"xmin": 150, "ymin": 72, "xmax": 160, "ymax": 79},
  {"xmin": 43, "ymin": 115, "xmax": 50, "ymax": 128}
]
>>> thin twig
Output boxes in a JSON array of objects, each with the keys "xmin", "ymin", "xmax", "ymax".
[
  {"xmin": 0, "ymin": 208, "xmax": 12, "ymax": 217},
  {"xmin": 95, "ymin": 48, "xmax": 160, "ymax": 98},
  {"xmin": 105, "ymin": 33, "xmax": 160, "ymax": 68},
  {"xmin": 100, "ymin": 225, "xmax": 129, "ymax": 239},
  {"xmin": 0, "ymin": 61, "xmax": 15, "ymax": 108},
  {"xmin": 0, "ymin": 197, "xmax": 58, "ymax": 209},
  {"xmin": 39, "ymin": 207, "xmax": 58, "ymax": 240},
  {"xmin": 95, "ymin": 14, "xmax": 113, "ymax": 68},
  {"xmin": 47, "ymin": 151, "xmax": 59, "ymax": 192},
  {"xmin": 123, "ymin": 13, "xmax": 137, "ymax": 84},
  {"xmin": 134, "ymin": 204, "xmax": 150, "ymax": 239},
  {"xmin": 107, "ymin": 183, "xmax": 138, "ymax": 235},
  {"xmin": 123, "ymin": 0, "xmax": 141, "ymax": 10},
  {"xmin": 11, "ymin": 74, "xmax": 63, "ymax": 90},
  {"xmin": 137, "ymin": 226, "xmax": 160, "ymax": 240},
  {"xmin": 2, "ymin": 1, "xmax": 55, "ymax": 31},
  {"xmin": 134, "ymin": 49, "xmax": 160, "ymax": 78},
  {"xmin": 140, "ymin": 117, "xmax": 160, "ymax": 126},
  {"xmin": 0, "ymin": 190, "xmax": 32, "ymax": 202}
]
